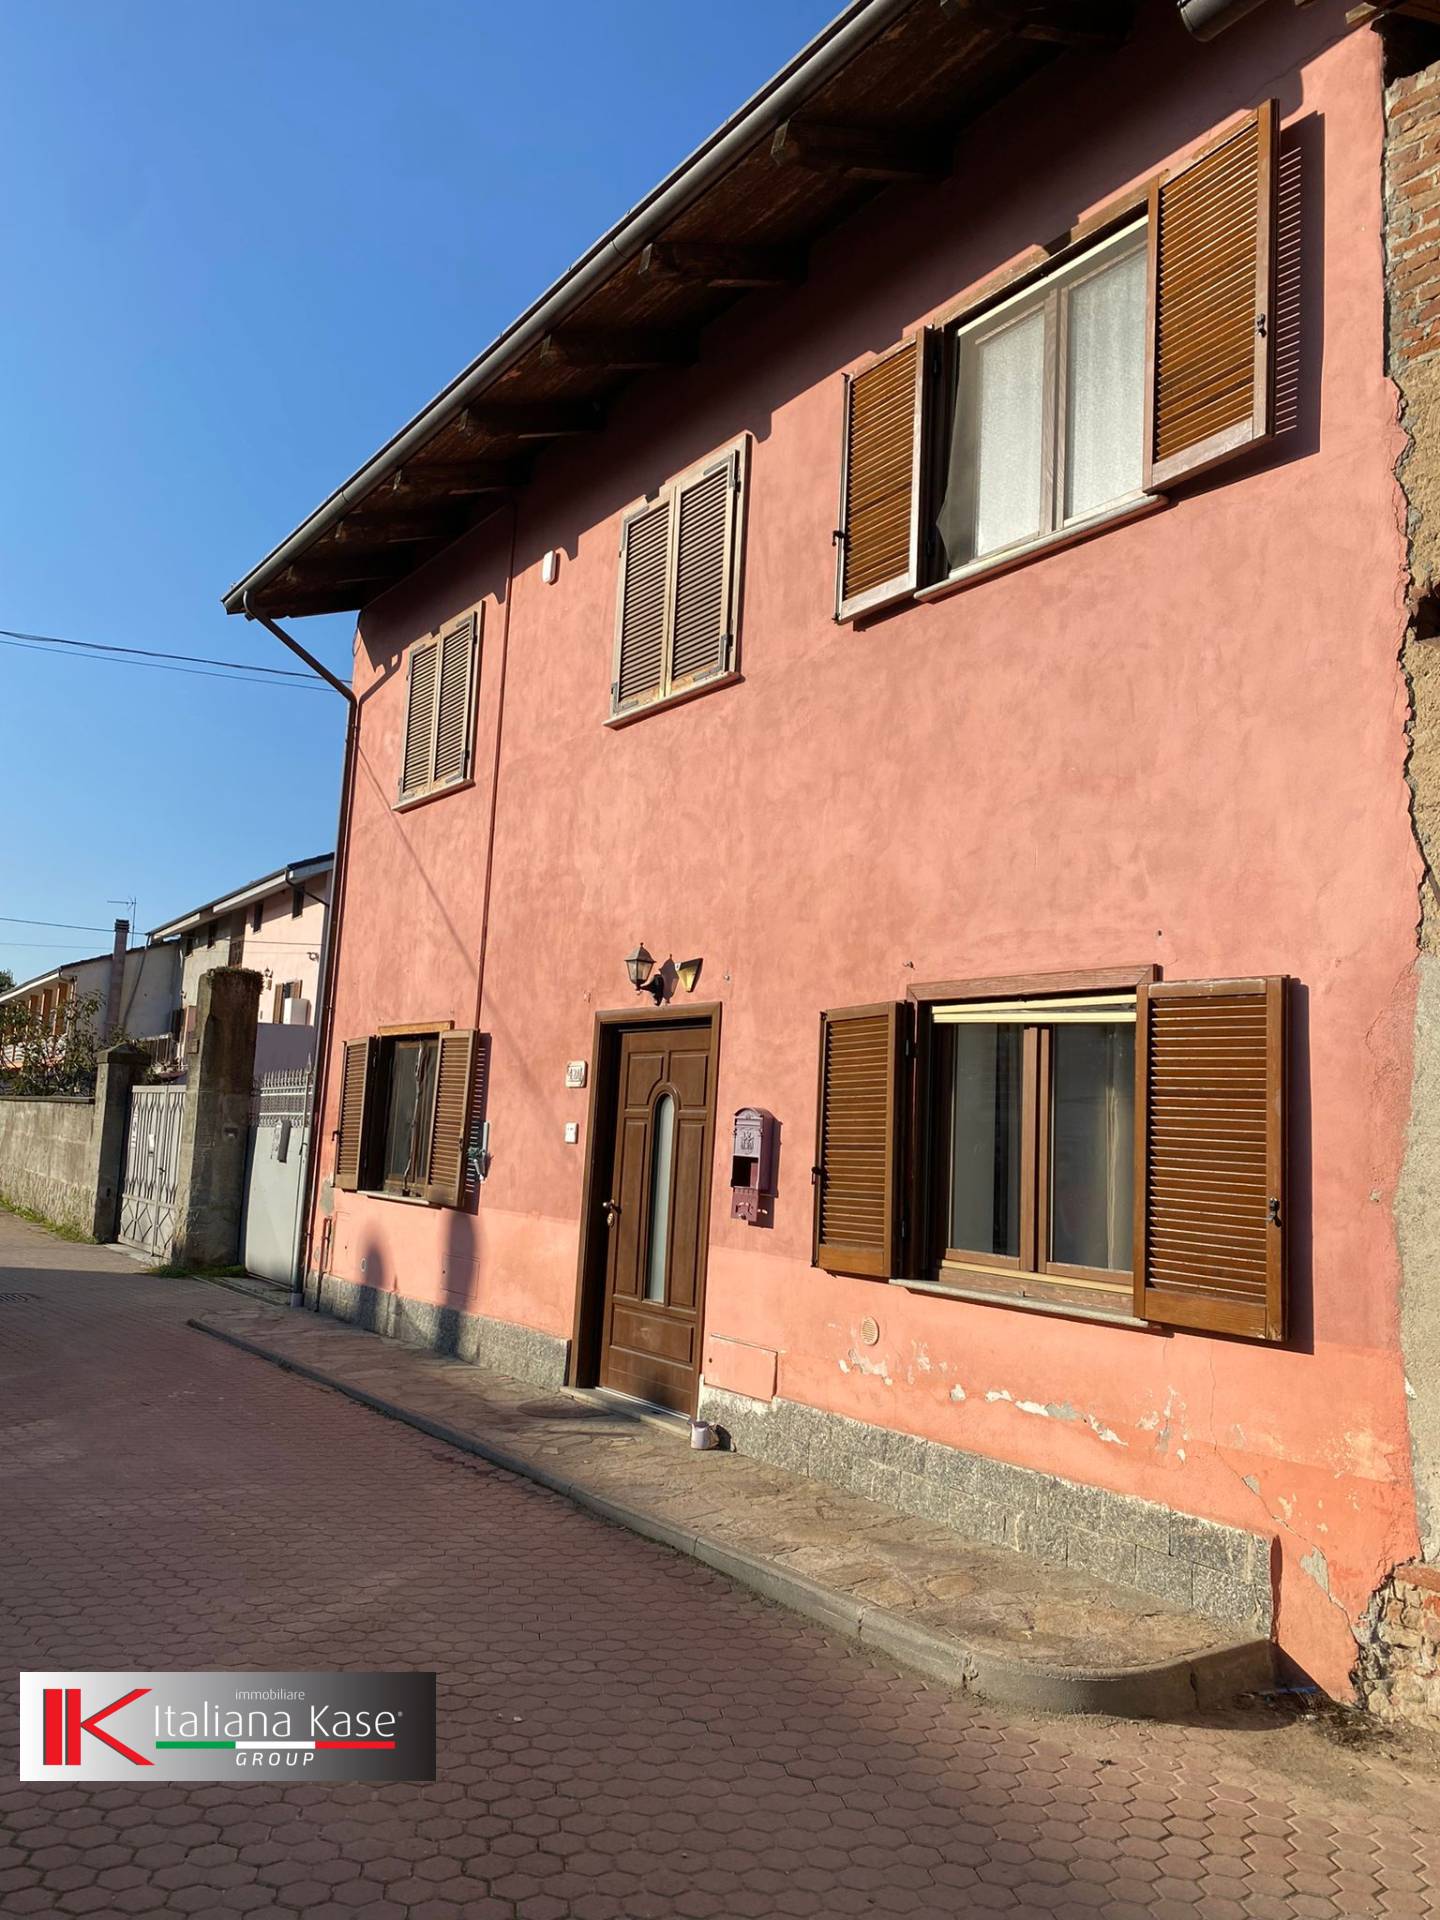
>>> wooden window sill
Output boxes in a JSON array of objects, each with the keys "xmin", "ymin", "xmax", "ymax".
[
  {"xmin": 606, "ymin": 670, "xmax": 740, "ymax": 730},
  {"xmin": 914, "ymin": 493, "xmax": 1166, "ymax": 607},
  {"xmin": 889, "ymin": 1272, "xmax": 1152, "ymax": 1332},
  {"xmin": 393, "ymin": 775, "xmax": 474, "ymax": 815}
]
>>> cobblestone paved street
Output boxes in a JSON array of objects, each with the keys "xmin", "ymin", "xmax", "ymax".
[{"xmin": 3, "ymin": 1214, "xmax": 1440, "ymax": 1919}]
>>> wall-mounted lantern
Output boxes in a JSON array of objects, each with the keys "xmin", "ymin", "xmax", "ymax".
[{"xmin": 625, "ymin": 944, "xmax": 665, "ymax": 1003}]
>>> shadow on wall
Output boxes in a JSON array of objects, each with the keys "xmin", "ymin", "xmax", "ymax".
[
  {"xmin": 1286, "ymin": 980, "xmax": 1314, "ymax": 1357},
  {"xmin": 351, "ymin": 1240, "xmax": 391, "ymax": 1331}
]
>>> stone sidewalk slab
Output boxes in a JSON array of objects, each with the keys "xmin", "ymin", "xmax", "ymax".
[{"xmin": 190, "ymin": 1300, "xmax": 1272, "ymax": 1718}]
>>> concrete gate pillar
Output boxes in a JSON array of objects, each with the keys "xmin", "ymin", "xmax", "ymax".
[
  {"xmin": 89, "ymin": 1042, "xmax": 150, "ymax": 1243},
  {"xmin": 172, "ymin": 967, "xmax": 261, "ymax": 1268}
]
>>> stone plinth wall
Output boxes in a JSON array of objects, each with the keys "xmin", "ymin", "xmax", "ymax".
[
  {"xmin": 700, "ymin": 1385, "xmax": 1274, "ymax": 1634},
  {"xmin": 314, "ymin": 1272, "xmax": 569, "ymax": 1391}
]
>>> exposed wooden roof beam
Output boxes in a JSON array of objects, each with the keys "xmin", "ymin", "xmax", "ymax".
[
  {"xmin": 638, "ymin": 241, "xmax": 803, "ymax": 288},
  {"xmin": 456, "ymin": 401, "xmax": 601, "ymax": 441},
  {"xmin": 941, "ymin": 0, "xmax": 1133, "ymax": 46},
  {"xmin": 540, "ymin": 328, "xmax": 695, "ymax": 370},
  {"xmin": 335, "ymin": 513, "xmax": 469, "ymax": 547},
  {"xmin": 387, "ymin": 460, "xmax": 517, "ymax": 498},
  {"xmin": 281, "ymin": 555, "xmax": 408, "ymax": 588},
  {"xmin": 260, "ymin": 590, "xmax": 376, "ymax": 616},
  {"xmin": 770, "ymin": 118, "xmax": 946, "ymax": 182}
]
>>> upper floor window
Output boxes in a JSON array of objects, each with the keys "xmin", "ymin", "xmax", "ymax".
[
  {"xmin": 609, "ymin": 437, "xmax": 747, "ymax": 723},
  {"xmin": 937, "ymin": 225, "xmax": 1146, "ymax": 575},
  {"xmin": 834, "ymin": 103, "xmax": 1276, "ymax": 620},
  {"xmin": 397, "ymin": 613, "xmax": 479, "ymax": 806}
]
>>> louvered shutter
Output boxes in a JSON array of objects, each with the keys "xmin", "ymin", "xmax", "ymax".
[
  {"xmin": 422, "ymin": 1028, "xmax": 477, "ymax": 1208},
  {"xmin": 835, "ymin": 334, "xmax": 931, "ymax": 622},
  {"xmin": 1145, "ymin": 102, "xmax": 1277, "ymax": 491},
  {"xmin": 669, "ymin": 454, "xmax": 740, "ymax": 691},
  {"xmin": 432, "ymin": 615, "xmax": 477, "ymax": 788},
  {"xmin": 401, "ymin": 641, "xmax": 439, "ymax": 798},
  {"xmin": 813, "ymin": 1003, "xmax": 904, "ymax": 1279},
  {"xmin": 613, "ymin": 498, "xmax": 672, "ymax": 714},
  {"xmin": 335, "ymin": 1037, "xmax": 377, "ymax": 1193},
  {"xmin": 1134, "ymin": 978, "xmax": 1286, "ymax": 1341}
]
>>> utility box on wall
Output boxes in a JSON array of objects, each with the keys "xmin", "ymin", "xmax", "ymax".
[{"xmin": 730, "ymin": 1107, "xmax": 776, "ymax": 1225}]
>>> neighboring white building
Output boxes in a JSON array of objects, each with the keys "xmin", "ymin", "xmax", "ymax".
[
  {"xmin": 0, "ymin": 933, "xmax": 181, "ymax": 1056},
  {"xmin": 148, "ymin": 854, "xmax": 332, "ymax": 1072}
]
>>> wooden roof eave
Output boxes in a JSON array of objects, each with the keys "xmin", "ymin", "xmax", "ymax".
[{"xmin": 222, "ymin": 0, "xmax": 1134, "ymax": 621}]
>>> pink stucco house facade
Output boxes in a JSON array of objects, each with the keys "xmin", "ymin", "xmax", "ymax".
[{"xmin": 226, "ymin": 0, "xmax": 1440, "ymax": 1705}]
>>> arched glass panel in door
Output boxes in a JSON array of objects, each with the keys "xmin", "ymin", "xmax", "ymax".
[{"xmin": 644, "ymin": 1091, "xmax": 676, "ymax": 1303}]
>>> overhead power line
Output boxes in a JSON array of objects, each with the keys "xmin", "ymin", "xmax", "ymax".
[
  {"xmin": 0, "ymin": 917, "xmax": 114, "ymax": 932},
  {"xmin": 0, "ymin": 626, "xmax": 329, "ymax": 691},
  {"xmin": 0, "ymin": 939, "xmax": 118, "ymax": 952},
  {"xmin": 0, "ymin": 624, "xmax": 314, "ymax": 677}
]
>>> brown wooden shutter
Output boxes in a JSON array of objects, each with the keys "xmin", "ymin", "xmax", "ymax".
[
  {"xmin": 335, "ymin": 1036, "xmax": 376, "ymax": 1193},
  {"xmin": 1134, "ymin": 977, "xmax": 1286, "ymax": 1341},
  {"xmin": 422, "ymin": 1028, "xmax": 477, "ymax": 1208},
  {"xmin": 432, "ymin": 615, "xmax": 477, "ymax": 788},
  {"xmin": 835, "ymin": 334, "xmax": 931, "ymax": 622},
  {"xmin": 1144, "ymin": 102, "xmax": 1277, "ymax": 491},
  {"xmin": 813, "ymin": 1003, "xmax": 904, "ymax": 1279},
  {"xmin": 613, "ymin": 497, "xmax": 672, "ymax": 713},
  {"xmin": 401, "ymin": 640, "xmax": 439, "ymax": 798},
  {"xmin": 669, "ymin": 452, "xmax": 740, "ymax": 691}
]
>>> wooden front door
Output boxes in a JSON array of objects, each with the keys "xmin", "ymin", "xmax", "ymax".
[{"xmin": 598, "ymin": 1023, "xmax": 715, "ymax": 1415}]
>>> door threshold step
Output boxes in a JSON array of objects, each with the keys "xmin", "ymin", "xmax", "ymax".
[
  {"xmin": 581, "ymin": 1386, "xmax": 693, "ymax": 1435},
  {"xmin": 189, "ymin": 1301, "xmax": 1274, "ymax": 1719}
]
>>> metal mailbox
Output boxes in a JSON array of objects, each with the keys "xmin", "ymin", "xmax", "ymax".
[{"xmin": 730, "ymin": 1106, "xmax": 776, "ymax": 1225}]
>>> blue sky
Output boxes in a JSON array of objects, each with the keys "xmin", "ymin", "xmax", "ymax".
[{"xmin": 0, "ymin": 0, "xmax": 835, "ymax": 987}]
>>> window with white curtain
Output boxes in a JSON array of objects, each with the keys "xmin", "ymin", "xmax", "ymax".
[{"xmin": 936, "ymin": 222, "xmax": 1148, "ymax": 576}]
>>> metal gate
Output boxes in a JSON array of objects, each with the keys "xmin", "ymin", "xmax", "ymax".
[
  {"xmin": 242, "ymin": 1066, "xmax": 312, "ymax": 1284},
  {"xmin": 117, "ymin": 1083, "xmax": 186, "ymax": 1259}
]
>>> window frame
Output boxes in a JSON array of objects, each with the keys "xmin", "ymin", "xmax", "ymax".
[
  {"xmin": 935, "ymin": 217, "xmax": 1153, "ymax": 587},
  {"xmin": 373, "ymin": 1032, "xmax": 440, "ymax": 1200},
  {"xmin": 910, "ymin": 967, "xmax": 1156, "ymax": 1316},
  {"xmin": 606, "ymin": 433, "xmax": 748, "ymax": 728}
]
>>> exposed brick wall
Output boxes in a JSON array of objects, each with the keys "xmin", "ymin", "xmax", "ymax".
[
  {"xmin": 1385, "ymin": 43, "xmax": 1440, "ymax": 954},
  {"xmin": 1354, "ymin": 1563, "xmax": 1440, "ymax": 1727},
  {"xmin": 1386, "ymin": 65, "xmax": 1440, "ymax": 375}
]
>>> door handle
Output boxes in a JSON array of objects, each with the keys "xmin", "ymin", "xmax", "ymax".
[{"xmin": 603, "ymin": 1198, "xmax": 621, "ymax": 1227}]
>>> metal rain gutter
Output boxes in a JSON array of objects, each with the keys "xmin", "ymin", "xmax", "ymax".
[{"xmin": 221, "ymin": 0, "xmax": 916, "ymax": 615}]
